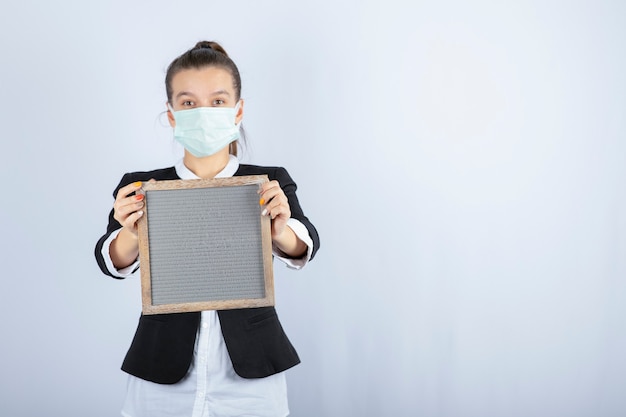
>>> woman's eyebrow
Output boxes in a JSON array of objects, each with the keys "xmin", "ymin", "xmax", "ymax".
[
  {"xmin": 175, "ymin": 91, "xmax": 195, "ymax": 99},
  {"xmin": 175, "ymin": 90, "xmax": 231, "ymax": 99},
  {"xmin": 210, "ymin": 89, "xmax": 231, "ymax": 97}
]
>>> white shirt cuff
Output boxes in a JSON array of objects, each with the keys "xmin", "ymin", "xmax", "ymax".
[
  {"xmin": 272, "ymin": 218, "xmax": 314, "ymax": 270},
  {"xmin": 101, "ymin": 229, "xmax": 140, "ymax": 278}
]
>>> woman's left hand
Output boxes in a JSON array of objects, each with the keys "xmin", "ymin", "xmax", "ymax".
[{"xmin": 259, "ymin": 180, "xmax": 291, "ymax": 239}]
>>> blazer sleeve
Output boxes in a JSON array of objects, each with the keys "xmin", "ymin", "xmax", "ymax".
[{"xmin": 271, "ymin": 167, "xmax": 320, "ymax": 261}]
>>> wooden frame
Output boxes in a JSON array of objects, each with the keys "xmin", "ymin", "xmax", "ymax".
[{"xmin": 136, "ymin": 175, "xmax": 274, "ymax": 315}]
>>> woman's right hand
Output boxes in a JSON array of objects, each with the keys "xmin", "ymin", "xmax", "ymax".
[
  {"xmin": 110, "ymin": 181, "xmax": 146, "ymax": 269},
  {"xmin": 113, "ymin": 181, "xmax": 145, "ymax": 236}
]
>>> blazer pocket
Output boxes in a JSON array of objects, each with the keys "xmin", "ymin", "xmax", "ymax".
[
  {"xmin": 246, "ymin": 310, "xmax": 278, "ymax": 328},
  {"xmin": 139, "ymin": 313, "xmax": 169, "ymax": 323}
]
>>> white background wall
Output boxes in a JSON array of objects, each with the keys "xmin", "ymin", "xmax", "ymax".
[{"xmin": 1, "ymin": 1, "xmax": 625, "ymax": 416}]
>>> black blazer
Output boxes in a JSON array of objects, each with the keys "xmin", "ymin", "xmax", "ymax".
[{"xmin": 94, "ymin": 164, "xmax": 320, "ymax": 384}]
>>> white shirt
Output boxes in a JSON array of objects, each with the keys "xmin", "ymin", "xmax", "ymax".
[{"xmin": 101, "ymin": 156, "xmax": 313, "ymax": 417}]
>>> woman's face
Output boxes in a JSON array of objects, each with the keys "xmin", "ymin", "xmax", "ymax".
[{"xmin": 167, "ymin": 66, "xmax": 243, "ymax": 126}]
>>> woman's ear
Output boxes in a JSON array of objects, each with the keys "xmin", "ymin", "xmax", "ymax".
[
  {"xmin": 235, "ymin": 99, "xmax": 244, "ymax": 124},
  {"xmin": 166, "ymin": 102, "xmax": 175, "ymax": 127}
]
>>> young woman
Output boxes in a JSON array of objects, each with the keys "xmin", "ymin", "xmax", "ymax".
[{"xmin": 94, "ymin": 41, "xmax": 320, "ymax": 417}]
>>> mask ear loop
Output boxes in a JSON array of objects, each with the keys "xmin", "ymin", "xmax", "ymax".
[{"xmin": 234, "ymin": 99, "xmax": 243, "ymax": 128}]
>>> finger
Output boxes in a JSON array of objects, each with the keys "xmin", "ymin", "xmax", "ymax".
[
  {"xmin": 258, "ymin": 181, "xmax": 282, "ymax": 204},
  {"xmin": 127, "ymin": 209, "xmax": 145, "ymax": 225},
  {"xmin": 262, "ymin": 197, "xmax": 290, "ymax": 219},
  {"xmin": 123, "ymin": 210, "xmax": 145, "ymax": 235},
  {"xmin": 114, "ymin": 195, "xmax": 145, "ymax": 222},
  {"xmin": 115, "ymin": 194, "xmax": 145, "ymax": 215},
  {"xmin": 259, "ymin": 180, "xmax": 280, "ymax": 194},
  {"xmin": 269, "ymin": 212, "xmax": 289, "ymax": 237},
  {"xmin": 269, "ymin": 205, "xmax": 289, "ymax": 220},
  {"xmin": 116, "ymin": 181, "xmax": 144, "ymax": 201}
]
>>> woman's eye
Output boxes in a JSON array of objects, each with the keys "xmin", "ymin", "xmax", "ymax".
[
  {"xmin": 213, "ymin": 99, "xmax": 225, "ymax": 106},
  {"xmin": 182, "ymin": 100, "xmax": 194, "ymax": 106}
]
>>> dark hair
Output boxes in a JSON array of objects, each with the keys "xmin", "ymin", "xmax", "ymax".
[{"xmin": 166, "ymin": 41, "xmax": 245, "ymax": 156}]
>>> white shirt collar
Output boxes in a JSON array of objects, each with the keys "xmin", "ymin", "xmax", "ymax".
[{"xmin": 174, "ymin": 155, "xmax": 240, "ymax": 180}]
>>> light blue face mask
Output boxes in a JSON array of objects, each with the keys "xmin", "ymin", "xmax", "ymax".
[{"xmin": 169, "ymin": 102, "xmax": 241, "ymax": 157}]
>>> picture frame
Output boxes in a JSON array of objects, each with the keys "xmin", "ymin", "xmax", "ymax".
[{"xmin": 136, "ymin": 175, "xmax": 274, "ymax": 315}]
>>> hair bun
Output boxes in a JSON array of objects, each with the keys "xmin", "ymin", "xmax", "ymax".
[{"xmin": 193, "ymin": 41, "xmax": 229, "ymax": 57}]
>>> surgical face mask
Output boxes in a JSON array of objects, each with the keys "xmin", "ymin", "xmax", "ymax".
[{"xmin": 169, "ymin": 102, "xmax": 241, "ymax": 157}]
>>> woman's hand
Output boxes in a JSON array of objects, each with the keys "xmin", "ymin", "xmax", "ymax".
[
  {"xmin": 259, "ymin": 180, "xmax": 290, "ymax": 239},
  {"xmin": 113, "ymin": 181, "xmax": 145, "ymax": 236},
  {"xmin": 110, "ymin": 181, "xmax": 145, "ymax": 269},
  {"xmin": 259, "ymin": 180, "xmax": 307, "ymax": 258}
]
